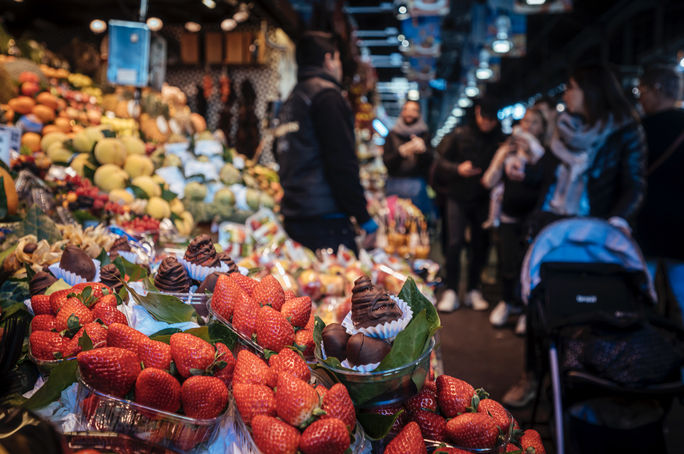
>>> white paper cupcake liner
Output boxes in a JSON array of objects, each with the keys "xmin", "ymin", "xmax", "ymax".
[
  {"xmin": 341, "ymin": 359, "xmax": 381, "ymax": 373},
  {"xmin": 177, "ymin": 256, "xmax": 230, "ymax": 281},
  {"xmin": 48, "ymin": 259, "xmax": 101, "ymax": 287},
  {"xmin": 341, "ymin": 295, "xmax": 413, "ymax": 341},
  {"xmin": 116, "ymin": 250, "xmax": 140, "ymax": 265}
]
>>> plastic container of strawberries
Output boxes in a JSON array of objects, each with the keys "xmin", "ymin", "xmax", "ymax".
[
  {"xmin": 64, "ymin": 431, "xmax": 181, "ymax": 454},
  {"xmin": 27, "ymin": 350, "xmax": 76, "ymax": 375},
  {"xmin": 75, "ymin": 374, "xmax": 231, "ymax": 454}
]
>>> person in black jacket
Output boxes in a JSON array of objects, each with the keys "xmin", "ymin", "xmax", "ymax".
[
  {"xmin": 275, "ymin": 32, "xmax": 377, "ymax": 254},
  {"xmin": 383, "ymin": 100, "xmax": 434, "ymax": 217},
  {"xmin": 433, "ymin": 98, "xmax": 506, "ymax": 312}
]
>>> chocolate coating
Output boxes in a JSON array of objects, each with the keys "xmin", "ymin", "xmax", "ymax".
[
  {"xmin": 60, "ymin": 245, "xmax": 96, "ymax": 280},
  {"xmin": 154, "ymin": 256, "xmax": 191, "ymax": 293},
  {"xmin": 110, "ymin": 236, "xmax": 132, "ymax": 253},
  {"xmin": 100, "ymin": 264, "xmax": 123, "ymax": 293},
  {"xmin": 29, "ymin": 271, "xmax": 57, "ymax": 296},
  {"xmin": 345, "ymin": 333, "xmax": 392, "ymax": 366},
  {"xmin": 184, "ymin": 234, "xmax": 219, "ymax": 267},
  {"xmin": 197, "ymin": 271, "xmax": 228, "ymax": 294},
  {"xmin": 322, "ymin": 323, "xmax": 350, "ymax": 362},
  {"xmin": 217, "ymin": 252, "xmax": 239, "ymax": 274},
  {"xmin": 351, "ymin": 276, "xmax": 402, "ymax": 329},
  {"xmin": 23, "ymin": 243, "xmax": 38, "ymax": 254}
]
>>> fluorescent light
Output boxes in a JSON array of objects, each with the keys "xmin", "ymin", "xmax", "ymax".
[
  {"xmin": 679, "ymin": 57, "xmax": 684, "ymax": 68},
  {"xmin": 464, "ymin": 85, "xmax": 479, "ymax": 98},
  {"xmin": 401, "ymin": 40, "xmax": 410, "ymax": 48},
  {"xmin": 451, "ymin": 107, "xmax": 465, "ymax": 117},
  {"xmin": 492, "ymin": 39, "xmax": 511, "ymax": 54},
  {"xmin": 146, "ymin": 17, "xmax": 163, "ymax": 32},
  {"xmin": 525, "ymin": 0, "xmax": 547, "ymax": 5},
  {"xmin": 476, "ymin": 67, "xmax": 493, "ymax": 80},
  {"xmin": 185, "ymin": 22, "xmax": 201, "ymax": 32},
  {"xmin": 458, "ymin": 97, "xmax": 473, "ymax": 108},
  {"xmin": 221, "ymin": 18, "xmax": 237, "ymax": 31},
  {"xmin": 372, "ymin": 119, "xmax": 389, "ymax": 137},
  {"xmin": 90, "ymin": 19, "xmax": 106, "ymax": 34},
  {"xmin": 556, "ymin": 103, "xmax": 566, "ymax": 112},
  {"xmin": 202, "ymin": 0, "xmax": 216, "ymax": 8},
  {"xmin": 407, "ymin": 89, "xmax": 420, "ymax": 100}
]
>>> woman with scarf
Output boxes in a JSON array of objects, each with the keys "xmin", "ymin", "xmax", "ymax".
[
  {"xmin": 502, "ymin": 64, "xmax": 648, "ymax": 408},
  {"xmin": 383, "ymin": 100, "xmax": 434, "ymax": 218}
]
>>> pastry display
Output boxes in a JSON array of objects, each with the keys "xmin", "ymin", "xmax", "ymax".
[
  {"xmin": 183, "ymin": 234, "xmax": 219, "ymax": 268},
  {"xmin": 350, "ymin": 276, "xmax": 402, "ymax": 329},
  {"xmin": 154, "ymin": 256, "xmax": 191, "ymax": 293}
]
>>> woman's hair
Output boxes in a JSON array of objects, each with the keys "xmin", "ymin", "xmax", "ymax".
[
  {"xmin": 525, "ymin": 107, "xmax": 547, "ymax": 141},
  {"xmin": 570, "ymin": 64, "xmax": 638, "ymax": 126}
]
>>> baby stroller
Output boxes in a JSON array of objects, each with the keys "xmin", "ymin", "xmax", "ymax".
[{"xmin": 520, "ymin": 218, "xmax": 684, "ymax": 454}]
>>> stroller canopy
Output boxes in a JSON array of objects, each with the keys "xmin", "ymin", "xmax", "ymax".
[{"xmin": 521, "ymin": 218, "xmax": 656, "ymax": 304}]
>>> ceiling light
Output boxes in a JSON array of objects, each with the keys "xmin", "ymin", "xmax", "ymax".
[
  {"xmin": 475, "ymin": 67, "xmax": 493, "ymax": 80},
  {"xmin": 458, "ymin": 97, "xmax": 473, "ymax": 108},
  {"xmin": 221, "ymin": 18, "xmax": 237, "ymax": 31},
  {"xmin": 233, "ymin": 4, "xmax": 249, "ymax": 22},
  {"xmin": 202, "ymin": 0, "xmax": 216, "ymax": 8},
  {"xmin": 556, "ymin": 103, "xmax": 566, "ymax": 112},
  {"xmin": 492, "ymin": 39, "xmax": 511, "ymax": 54},
  {"xmin": 398, "ymin": 5, "xmax": 407, "ymax": 14},
  {"xmin": 464, "ymin": 85, "xmax": 479, "ymax": 98},
  {"xmin": 397, "ymin": 34, "xmax": 405, "ymax": 42},
  {"xmin": 89, "ymin": 19, "xmax": 106, "ymax": 34},
  {"xmin": 679, "ymin": 56, "xmax": 684, "ymax": 68},
  {"xmin": 525, "ymin": 0, "xmax": 547, "ymax": 5},
  {"xmin": 452, "ymin": 107, "xmax": 464, "ymax": 116},
  {"xmin": 146, "ymin": 17, "xmax": 163, "ymax": 31},
  {"xmin": 407, "ymin": 89, "xmax": 420, "ymax": 100},
  {"xmin": 401, "ymin": 40, "xmax": 410, "ymax": 48},
  {"xmin": 492, "ymin": 15, "xmax": 512, "ymax": 54},
  {"xmin": 185, "ymin": 21, "xmax": 201, "ymax": 32}
]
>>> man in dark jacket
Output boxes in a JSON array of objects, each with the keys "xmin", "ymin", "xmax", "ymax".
[
  {"xmin": 275, "ymin": 32, "xmax": 377, "ymax": 253},
  {"xmin": 433, "ymin": 98, "xmax": 506, "ymax": 312}
]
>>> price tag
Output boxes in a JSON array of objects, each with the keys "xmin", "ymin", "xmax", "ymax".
[{"xmin": 0, "ymin": 125, "xmax": 21, "ymax": 166}]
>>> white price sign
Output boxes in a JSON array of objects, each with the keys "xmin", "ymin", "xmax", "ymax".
[{"xmin": 0, "ymin": 125, "xmax": 21, "ymax": 166}]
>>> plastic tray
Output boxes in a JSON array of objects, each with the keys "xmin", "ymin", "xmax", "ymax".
[
  {"xmin": 147, "ymin": 290, "xmax": 212, "ymax": 318},
  {"xmin": 64, "ymin": 431, "xmax": 180, "ymax": 453},
  {"xmin": 75, "ymin": 374, "xmax": 230, "ymax": 453},
  {"xmin": 206, "ymin": 298, "xmax": 266, "ymax": 357}
]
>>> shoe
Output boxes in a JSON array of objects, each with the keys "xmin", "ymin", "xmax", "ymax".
[
  {"xmin": 502, "ymin": 373, "xmax": 537, "ymax": 408},
  {"xmin": 437, "ymin": 289, "xmax": 460, "ymax": 312},
  {"xmin": 489, "ymin": 301, "xmax": 510, "ymax": 327},
  {"xmin": 465, "ymin": 289, "xmax": 489, "ymax": 311},
  {"xmin": 515, "ymin": 314, "xmax": 526, "ymax": 336}
]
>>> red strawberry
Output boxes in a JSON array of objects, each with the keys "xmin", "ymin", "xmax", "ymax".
[
  {"xmin": 233, "ymin": 349, "xmax": 276, "ymax": 387},
  {"xmin": 251, "ymin": 415, "xmax": 300, "ymax": 454},
  {"xmin": 29, "ymin": 331, "xmax": 65, "ymax": 360},
  {"xmin": 284, "ymin": 289, "xmax": 297, "ymax": 301},
  {"xmin": 269, "ymin": 348, "xmax": 311, "ymax": 382},
  {"xmin": 412, "ymin": 409, "xmax": 446, "ymax": 440},
  {"xmin": 253, "ymin": 275, "xmax": 285, "ymax": 310},
  {"xmin": 477, "ymin": 399, "xmax": 511, "ymax": 432},
  {"xmin": 135, "ymin": 367, "xmax": 181, "ymax": 412},
  {"xmin": 314, "ymin": 383, "xmax": 328, "ymax": 400},
  {"xmin": 67, "ymin": 322, "xmax": 108, "ymax": 355},
  {"xmin": 55, "ymin": 299, "xmax": 94, "ymax": 332},
  {"xmin": 445, "ymin": 413, "xmax": 499, "ymax": 449},
  {"xmin": 281, "ymin": 296, "xmax": 312, "ymax": 328},
  {"xmin": 169, "ymin": 333, "xmax": 215, "ymax": 378},
  {"xmin": 304, "ymin": 313, "xmax": 315, "ymax": 331},
  {"xmin": 77, "ymin": 347, "xmax": 141, "ymax": 397},
  {"xmin": 107, "ymin": 323, "xmax": 146, "ymax": 354},
  {"xmin": 212, "ymin": 342, "xmax": 236, "ymax": 386},
  {"xmin": 299, "ymin": 417, "xmax": 350, "ymax": 454},
  {"xmin": 231, "ymin": 294, "xmax": 260, "ymax": 337},
  {"xmin": 230, "ymin": 273, "xmax": 259, "ymax": 296},
  {"xmin": 406, "ymin": 387, "xmax": 438, "ymax": 414},
  {"xmin": 233, "ymin": 383, "xmax": 276, "ymax": 422},
  {"xmin": 295, "ymin": 329, "xmax": 315, "ymax": 357},
  {"xmin": 92, "ymin": 304, "xmax": 127, "ymax": 326},
  {"xmin": 423, "ymin": 380, "xmax": 437, "ymax": 393},
  {"xmin": 255, "ymin": 306, "xmax": 295, "ymax": 353},
  {"xmin": 365, "ymin": 403, "xmax": 408, "ymax": 437},
  {"xmin": 181, "ymin": 376, "xmax": 228, "ymax": 419},
  {"xmin": 436, "ymin": 375, "xmax": 475, "ymax": 417},
  {"xmin": 210, "ymin": 274, "xmax": 248, "ymax": 322},
  {"xmin": 383, "ymin": 421, "xmax": 427, "ymax": 454},
  {"xmin": 275, "ymin": 372, "xmax": 322, "ymax": 428},
  {"xmin": 50, "ymin": 289, "xmax": 74, "ymax": 314},
  {"xmin": 31, "ymin": 314, "xmax": 56, "ymax": 332},
  {"xmin": 72, "ymin": 282, "xmax": 111, "ymax": 299},
  {"xmin": 94, "ymin": 294, "xmax": 117, "ymax": 308},
  {"xmin": 138, "ymin": 338, "xmax": 172, "ymax": 370},
  {"xmin": 520, "ymin": 429, "xmax": 546, "ymax": 454},
  {"xmin": 506, "ymin": 444, "xmax": 522, "ymax": 452},
  {"xmin": 322, "ymin": 383, "xmax": 356, "ymax": 431},
  {"xmin": 30, "ymin": 294, "xmax": 52, "ymax": 315}
]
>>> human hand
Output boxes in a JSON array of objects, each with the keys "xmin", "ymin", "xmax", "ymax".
[
  {"xmin": 457, "ymin": 160, "xmax": 482, "ymax": 177},
  {"xmin": 411, "ymin": 135, "xmax": 427, "ymax": 154},
  {"xmin": 505, "ymin": 158, "xmax": 526, "ymax": 181}
]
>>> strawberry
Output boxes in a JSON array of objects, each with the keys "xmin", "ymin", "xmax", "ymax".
[
  {"xmin": 106, "ymin": 323, "xmax": 146, "ymax": 354},
  {"xmin": 233, "ymin": 349, "xmax": 277, "ymax": 387},
  {"xmin": 295, "ymin": 329, "xmax": 315, "ymax": 357},
  {"xmin": 314, "ymin": 383, "xmax": 328, "ymax": 400},
  {"xmin": 275, "ymin": 372, "xmax": 323, "ymax": 428},
  {"xmin": 520, "ymin": 429, "xmax": 546, "ymax": 454},
  {"xmin": 423, "ymin": 379, "xmax": 437, "ymax": 393},
  {"xmin": 55, "ymin": 299, "xmax": 94, "ymax": 332},
  {"xmin": 29, "ymin": 331, "xmax": 65, "ymax": 360},
  {"xmin": 92, "ymin": 304, "xmax": 127, "ymax": 326},
  {"xmin": 365, "ymin": 403, "xmax": 408, "ymax": 437},
  {"xmin": 31, "ymin": 314, "xmax": 56, "ymax": 332},
  {"xmin": 406, "ymin": 387, "xmax": 438, "ymax": 414},
  {"xmin": 255, "ymin": 306, "xmax": 295, "ymax": 353},
  {"xmin": 72, "ymin": 282, "xmax": 111, "ymax": 299},
  {"xmin": 434, "ymin": 448, "xmax": 472, "ymax": 454},
  {"xmin": 322, "ymin": 383, "xmax": 356, "ymax": 431},
  {"xmin": 281, "ymin": 296, "xmax": 312, "ymax": 328},
  {"xmin": 284, "ymin": 289, "xmax": 297, "ymax": 301},
  {"xmin": 506, "ymin": 444, "xmax": 522, "ymax": 452},
  {"xmin": 212, "ymin": 342, "xmax": 236, "ymax": 386},
  {"xmin": 181, "ymin": 376, "xmax": 228, "ymax": 419},
  {"xmin": 251, "ymin": 415, "xmax": 300, "ymax": 454},
  {"xmin": 383, "ymin": 421, "xmax": 427, "ymax": 454},
  {"xmin": 77, "ymin": 347, "xmax": 141, "ymax": 397},
  {"xmin": 94, "ymin": 294, "xmax": 117, "ymax": 308},
  {"xmin": 65, "ymin": 322, "xmax": 108, "ymax": 357},
  {"xmin": 269, "ymin": 348, "xmax": 310, "ymax": 382},
  {"xmin": 230, "ymin": 273, "xmax": 259, "ymax": 296},
  {"xmin": 412, "ymin": 409, "xmax": 446, "ymax": 440},
  {"xmin": 210, "ymin": 274, "xmax": 247, "ymax": 322},
  {"xmin": 50, "ymin": 289, "xmax": 74, "ymax": 314},
  {"xmin": 30, "ymin": 294, "xmax": 52, "ymax": 315},
  {"xmin": 253, "ymin": 275, "xmax": 285, "ymax": 310},
  {"xmin": 304, "ymin": 312, "xmax": 315, "ymax": 331},
  {"xmin": 169, "ymin": 333, "xmax": 215, "ymax": 378},
  {"xmin": 135, "ymin": 367, "xmax": 181, "ymax": 412},
  {"xmin": 233, "ymin": 383, "xmax": 276, "ymax": 422},
  {"xmin": 436, "ymin": 375, "xmax": 475, "ymax": 417},
  {"xmin": 477, "ymin": 399, "xmax": 511, "ymax": 432},
  {"xmin": 445, "ymin": 413, "xmax": 499, "ymax": 449},
  {"xmin": 138, "ymin": 338, "xmax": 172, "ymax": 370},
  {"xmin": 299, "ymin": 417, "xmax": 350, "ymax": 454},
  {"xmin": 231, "ymin": 294, "xmax": 260, "ymax": 337}
]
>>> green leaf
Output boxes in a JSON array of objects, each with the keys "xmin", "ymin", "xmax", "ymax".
[
  {"xmin": 161, "ymin": 187, "xmax": 177, "ymax": 202},
  {"xmin": 113, "ymin": 256, "xmax": 148, "ymax": 281},
  {"xmin": 0, "ymin": 302, "xmax": 31, "ymax": 322},
  {"xmin": 23, "ymin": 360, "xmax": 78, "ymax": 410},
  {"xmin": 376, "ymin": 310, "xmax": 430, "ymax": 372},
  {"xmin": 102, "ymin": 129, "xmax": 117, "ymax": 138},
  {"xmin": 128, "ymin": 185, "xmax": 149, "ymax": 199},
  {"xmin": 78, "ymin": 330, "xmax": 93, "ymax": 351},
  {"xmin": 246, "ymin": 267, "xmax": 262, "ymax": 277},
  {"xmin": 83, "ymin": 162, "xmax": 96, "ymax": 182},
  {"xmin": 150, "ymin": 327, "xmax": 183, "ymax": 338},
  {"xmin": 357, "ymin": 410, "xmax": 405, "ymax": 440},
  {"xmin": 397, "ymin": 277, "xmax": 441, "ymax": 352},
  {"xmin": 45, "ymin": 279, "xmax": 70, "ymax": 295},
  {"xmin": 24, "ymin": 263, "xmax": 36, "ymax": 281},
  {"xmin": 208, "ymin": 321, "xmax": 237, "ymax": 350},
  {"xmin": 0, "ymin": 176, "xmax": 7, "ymax": 219},
  {"xmin": 97, "ymin": 247, "xmax": 111, "ymax": 266},
  {"xmin": 184, "ymin": 326, "xmax": 210, "ymax": 343},
  {"xmin": 170, "ymin": 211, "xmax": 181, "ymax": 222},
  {"xmin": 0, "ymin": 279, "xmax": 30, "ymax": 307},
  {"xmin": 15, "ymin": 206, "xmax": 62, "ymax": 243},
  {"xmin": 123, "ymin": 280, "xmax": 196, "ymax": 324},
  {"xmin": 71, "ymin": 209, "xmax": 99, "ymax": 224}
]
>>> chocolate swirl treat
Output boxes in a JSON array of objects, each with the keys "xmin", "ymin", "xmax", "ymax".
[
  {"xmin": 60, "ymin": 245, "xmax": 96, "ymax": 281},
  {"xmin": 346, "ymin": 333, "xmax": 392, "ymax": 366},
  {"xmin": 197, "ymin": 271, "xmax": 228, "ymax": 294},
  {"xmin": 183, "ymin": 234, "xmax": 219, "ymax": 268},
  {"xmin": 217, "ymin": 252, "xmax": 239, "ymax": 274},
  {"xmin": 100, "ymin": 264, "xmax": 123, "ymax": 293},
  {"xmin": 154, "ymin": 256, "xmax": 191, "ymax": 293},
  {"xmin": 108, "ymin": 236, "xmax": 132, "ymax": 260},
  {"xmin": 29, "ymin": 270, "xmax": 57, "ymax": 296},
  {"xmin": 350, "ymin": 276, "xmax": 402, "ymax": 329}
]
